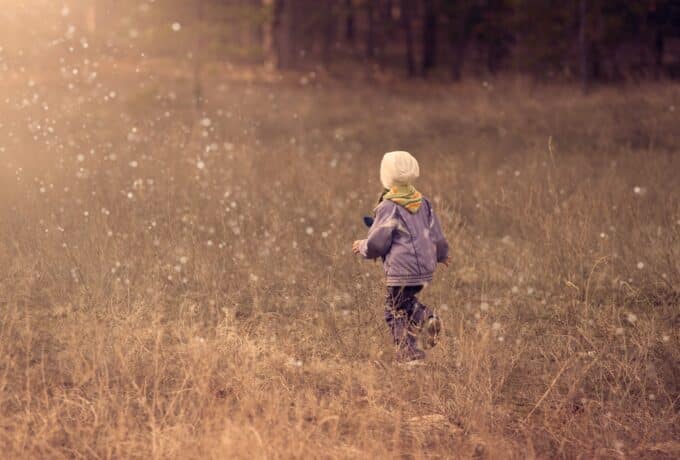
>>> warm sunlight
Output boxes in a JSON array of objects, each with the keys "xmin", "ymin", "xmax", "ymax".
[{"xmin": 1, "ymin": 1, "xmax": 679, "ymax": 458}]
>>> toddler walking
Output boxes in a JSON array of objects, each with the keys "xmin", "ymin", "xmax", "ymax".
[{"xmin": 352, "ymin": 151, "xmax": 449, "ymax": 362}]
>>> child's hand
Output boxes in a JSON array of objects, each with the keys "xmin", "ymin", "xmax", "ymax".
[
  {"xmin": 441, "ymin": 257, "xmax": 451, "ymax": 267},
  {"xmin": 352, "ymin": 240, "xmax": 363, "ymax": 255}
]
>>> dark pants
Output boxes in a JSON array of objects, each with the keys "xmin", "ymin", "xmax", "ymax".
[{"xmin": 385, "ymin": 286, "xmax": 434, "ymax": 359}]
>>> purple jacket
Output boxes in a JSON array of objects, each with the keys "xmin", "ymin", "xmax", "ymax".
[{"xmin": 359, "ymin": 197, "xmax": 448, "ymax": 286}]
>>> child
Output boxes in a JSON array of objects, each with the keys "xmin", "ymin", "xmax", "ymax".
[{"xmin": 352, "ymin": 151, "xmax": 449, "ymax": 362}]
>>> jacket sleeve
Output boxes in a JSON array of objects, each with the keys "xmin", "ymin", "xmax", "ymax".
[
  {"xmin": 429, "ymin": 202, "xmax": 449, "ymax": 263},
  {"xmin": 359, "ymin": 202, "xmax": 395, "ymax": 259}
]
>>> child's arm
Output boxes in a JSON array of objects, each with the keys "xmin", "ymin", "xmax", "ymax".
[
  {"xmin": 429, "ymin": 205, "xmax": 449, "ymax": 264},
  {"xmin": 354, "ymin": 203, "xmax": 395, "ymax": 259}
]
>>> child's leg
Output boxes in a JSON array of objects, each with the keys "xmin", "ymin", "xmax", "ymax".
[
  {"xmin": 384, "ymin": 287, "xmax": 408, "ymax": 347},
  {"xmin": 385, "ymin": 286, "xmax": 426, "ymax": 360},
  {"xmin": 408, "ymin": 297, "xmax": 433, "ymax": 329},
  {"xmin": 408, "ymin": 291, "xmax": 441, "ymax": 349}
]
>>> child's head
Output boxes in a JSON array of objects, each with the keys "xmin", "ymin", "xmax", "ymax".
[{"xmin": 380, "ymin": 151, "xmax": 420, "ymax": 190}]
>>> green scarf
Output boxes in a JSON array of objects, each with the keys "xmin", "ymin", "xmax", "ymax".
[{"xmin": 382, "ymin": 185, "xmax": 423, "ymax": 213}]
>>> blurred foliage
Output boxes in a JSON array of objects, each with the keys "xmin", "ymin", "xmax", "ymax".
[{"xmin": 1, "ymin": 0, "xmax": 679, "ymax": 80}]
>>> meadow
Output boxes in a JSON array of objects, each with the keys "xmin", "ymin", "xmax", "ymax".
[{"xmin": 0, "ymin": 61, "xmax": 679, "ymax": 458}]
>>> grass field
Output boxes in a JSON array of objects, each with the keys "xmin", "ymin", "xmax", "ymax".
[{"xmin": 1, "ymin": 60, "xmax": 679, "ymax": 458}]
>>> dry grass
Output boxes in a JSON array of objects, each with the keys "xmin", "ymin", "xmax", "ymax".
[{"xmin": 1, "ymin": 63, "xmax": 679, "ymax": 458}]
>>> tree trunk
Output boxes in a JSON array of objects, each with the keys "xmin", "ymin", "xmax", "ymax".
[
  {"xmin": 193, "ymin": 0, "xmax": 204, "ymax": 110},
  {"xmin": 262, "ymin": 0, "xmax": 275, "ymax": 69},
  {"xmin": 401, "ymin": 0, "xmax": 416, "ymax": 77},
  {"xmin": 366, "ymin": 1, "xmax": 375, "ymax": 59},
  {"xmin": 654, "ymin": 29, "xmax": 664, "ymax": 79},
  {"xmin": 422, "ymin": 0, "xmax": 437, "ymax": 75},
  {"xmin": 378, "ymin": 0, "xmax": 394, "ymax": 68},
  {"xmin": 448, "ymin": 4, "xmax": 471, "ymax": 81},
  {"xmin": 322, "ymin": 2, "xmax": 335, "ymax": 69},
  {"xmin": 450, "ymin": 37, "xmax": 467, "ymax": 81},
  {"xmin": 579, "ymin": 0, "xmax": 589, "ymax": 93},
  {"xmin": 345, "ymin": 0, "xmax": 355, "ymax": 45},
  {"xmin": 273, "ymin": 0, "xmax": 296, "ymax": 69},
  {"xmin": 85, "ymin": 2, "xmax": 97, "ymax": 34}
]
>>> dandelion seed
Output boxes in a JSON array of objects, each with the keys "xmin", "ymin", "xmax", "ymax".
[
  {"xmin": 179, "ymin": 256, "xmax": 189, "ymax": 265},
  {"xmin": 200, "ymin": 117, "xmax": 211, "ymax": 127},
  {"xmin": 321, "ymin": 231, "xmax": 329, "ymax": 238},
  {"xmin": 511, "ymin": 286, "xmax": 519, "ymax": 294},
  {"xmin": 61, "ymin": 6, "xmax": 70, "ymax": 17},
  {"xmin": 129, "ymin": 160, "xmax": 138, "ymax": 168},
  {"xmin": 626, "ymin": 313, "xmax": 637, "ymax": 324},
  {"xmin": 633, "ymin": 186, "xmax": 647, "ymax": 196},
  {"xmin": 76, "ymin": 154, "xmax": 85, "ymax": 162},
  {"xmin": 662, "ymin": 335, "xmax": 670, "ymax": 342},
  {"xmin": 615, "ymin": 327, "xmax": 624, "ymax": 336},
  {"xmin": 492, "ymin": 321, "xmax": 501, "ymax": 331},
  {"xmin": 287, "ymin": 358, "xmax": 303, "ymax": 367},
  {"xmin": 527, "ymin": 287, "xmax": 535, "ymax": 295},
  {"xmin": 648, "ymin": 393, "xmax": 655, "ymax": 400},
  {"xmin": 498, "ymin": 336, "xmax": 505, "ymax": 342},
  {"xmin": 637, "ymin": 261, "xmax": 645, "ymax": 270},
  {"xmin": 127, "ymin": 192, "xmax": 133, "ymax": 199},
  {"xmin": 599, "ymin": 232, "xmax": 606, "ymax": 239},
  {"xmin": 305, "ymin": 226, "xmax": 314, "ymax": 235},
  {"xmin": 480, "ymin": 302, "xmax": 489, "ymax": 311},
  {"xmin": 171, "ymin": 22, "xmax": 181, "ymax": 32},
  {"xmin": 249, "ymin": 273, "xmax": 259, "ymax": 282}
]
